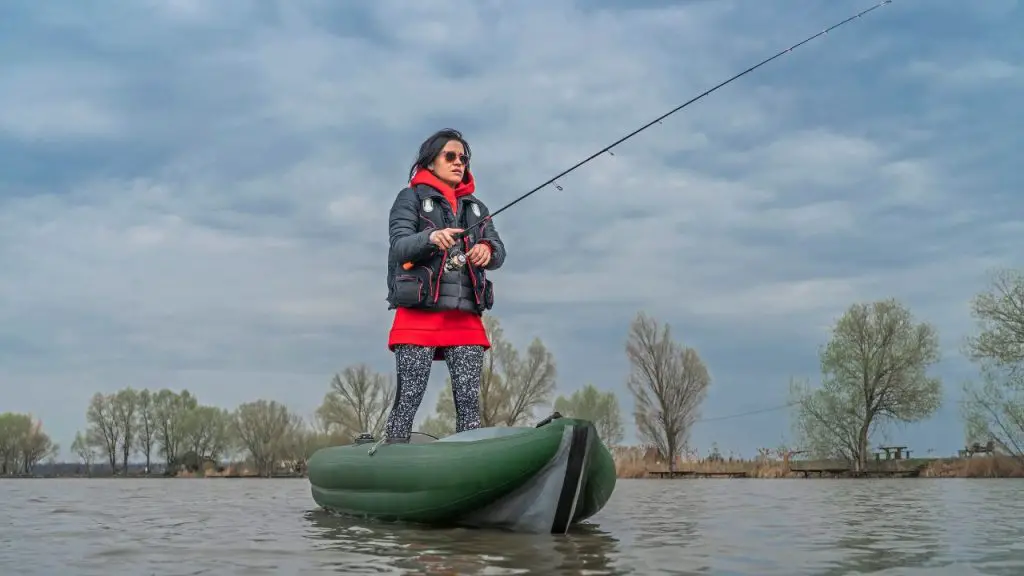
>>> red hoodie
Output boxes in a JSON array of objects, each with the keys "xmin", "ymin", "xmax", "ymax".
[{"xmin": 387, "ymin": 167, "xmax": 491, "ymax": 358}]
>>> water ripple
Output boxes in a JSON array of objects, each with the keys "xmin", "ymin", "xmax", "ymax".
[{"xmin": 2, "ymin": 478, "xmax": 1023, "ymax": 574}]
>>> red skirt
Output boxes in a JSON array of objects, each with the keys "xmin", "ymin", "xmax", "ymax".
[{"xmin": 388, "ymin": 308, "xmax": 491, "ymax": 360}]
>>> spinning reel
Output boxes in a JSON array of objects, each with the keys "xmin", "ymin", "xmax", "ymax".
[{"xmin": 444, "ymin": 247, "xmax": 468, "ymax": 272}]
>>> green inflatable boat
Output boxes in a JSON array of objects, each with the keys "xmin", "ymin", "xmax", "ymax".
[{"xmin": 306, "ymin": 414, "xmax": 617, "ymax": 534}]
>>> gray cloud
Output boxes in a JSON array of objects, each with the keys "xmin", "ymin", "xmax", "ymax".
[{"xmin": 1, "ymin": 0, "xmax": 1020, "ymax": 457}]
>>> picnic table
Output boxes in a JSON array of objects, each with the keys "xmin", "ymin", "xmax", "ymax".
[{"xmin": 875, "ymin": 445, "xmax": 911, "ymax": 461}]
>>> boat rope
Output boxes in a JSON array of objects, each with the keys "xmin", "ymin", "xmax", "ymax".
[
  {"xmin": 367, "ymin": 435, "xmax": 386, "ymax": 456},
  {"xmin": 454, "ymin": 0, "xmax": 894, "ymax": 235}
]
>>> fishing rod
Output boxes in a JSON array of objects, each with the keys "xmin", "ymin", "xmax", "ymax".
[{"xmin": 405, "ymin": 0, "xmax": 893, "ymax": 271}]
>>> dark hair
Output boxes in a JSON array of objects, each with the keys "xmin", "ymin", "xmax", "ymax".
[{"xmin": 408, "ymin": 128, "xmax": 472, "ymax": 183}]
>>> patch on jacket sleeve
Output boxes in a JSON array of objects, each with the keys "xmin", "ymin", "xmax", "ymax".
[{"xmin": 422, "ymin": 198, "xmax": 434, "ymax": 213}]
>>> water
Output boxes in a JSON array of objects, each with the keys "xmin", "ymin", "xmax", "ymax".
[{"xmin": 2, "ymin": 478, "xmax": 1023, "ymax": 575}]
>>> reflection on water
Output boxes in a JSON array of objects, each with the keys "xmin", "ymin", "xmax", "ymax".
[
  {"xmin": 305, "ymin": 510, "xmax": 625, "ymax": 574},
  {"xmin": 2, "ymin": 478, "xmax": 1024, "ymax": 575}
]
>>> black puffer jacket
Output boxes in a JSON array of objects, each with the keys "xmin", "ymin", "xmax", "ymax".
[{"xmin": 386, "ymin": 181, "xmax": 506, "ymax": 313}]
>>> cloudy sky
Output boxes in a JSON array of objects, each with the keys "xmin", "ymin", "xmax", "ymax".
[{"xmin": 2, "ymin": 0, "xmax": 1020, "ymax": 459}]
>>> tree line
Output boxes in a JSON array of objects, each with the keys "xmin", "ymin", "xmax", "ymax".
[
  {"xmin": 1, "ymin": 267, "xmax": 1020, "ymax": 476},
  {"xmin": 66, "ymin": 389, "xmax": 343, "ymax": 477},
  {"xmin": 789, "ymin": 267, "xmax": 1024, "ymax": 471},
  {"xmin": 0, "ymin": 312, "xmax": 697, "ymax": 476}
]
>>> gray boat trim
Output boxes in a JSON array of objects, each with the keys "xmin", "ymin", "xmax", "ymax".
[{"xmin": 454, "ymin": 424, "xmax": 589, "ymax": 534}]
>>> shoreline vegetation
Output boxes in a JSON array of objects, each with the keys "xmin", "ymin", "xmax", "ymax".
[
  {"xmin": 2, "ymin": 452, "xmax": 1022, "ymax": 480},
  {"xmin": 611, "ymin": 447, "xmax": 1024, "ymax": 479},
  {"xmin": 2, "ymin": 268, "xmax": 1023, "ymax": 483}
]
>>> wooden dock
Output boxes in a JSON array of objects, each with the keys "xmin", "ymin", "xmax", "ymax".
[
  {"xmin": 648, "ymin": 470, "xmax": 747, "ymax": 479},
  {"xmin": 789, "ymin": 458, "xmax": 929, "ymax": 478},
  {"xmin": 646, "ymin": 457, "xmax": 931, "ymax": 479}
]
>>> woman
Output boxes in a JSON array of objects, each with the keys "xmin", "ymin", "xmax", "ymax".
[{"xmin": 383, "ymin": 128, "xmax": 506, "ymax": 443}]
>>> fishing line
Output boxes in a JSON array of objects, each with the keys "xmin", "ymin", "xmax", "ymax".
[
  {"xmin": 440, "ymin": 0, "xmax": 891, "ymax": 240},
  {"xmin": 484, "ymin": 0, "xmax": 892, "ymax": 222},
  {"xmin": 406, "ymin": 1, "xmax": 893, "ymax": 271},
  {"xmin": 694, "ymin": 401, "xmax": 800, "ymax": 424},
  {"xmin": 385, "ymin": 4, "xmax": 892, "ymax": 451}
]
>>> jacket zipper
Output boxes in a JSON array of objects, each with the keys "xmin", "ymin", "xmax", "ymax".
[
  {"xmin": 435, "ymin": 196, "xmax": 452, "ymax": 304},
  {"xmin": 464, "ymin": 235, "xmax": 481, "ymax": 304}
]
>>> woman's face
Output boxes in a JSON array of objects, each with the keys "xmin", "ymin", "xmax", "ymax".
[{"xmin": 430, "ymin": 139, "xmax": 469, "ymax": 187}]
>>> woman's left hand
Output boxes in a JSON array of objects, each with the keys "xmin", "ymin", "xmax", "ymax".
[{"xmin": 467, "ymin": 243, "xmax": 492, "ymax": 267}]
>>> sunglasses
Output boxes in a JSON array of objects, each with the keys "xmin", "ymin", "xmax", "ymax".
[{"xmin": 442, "ymin": 151, "xmax": 470, "ymax": 164}]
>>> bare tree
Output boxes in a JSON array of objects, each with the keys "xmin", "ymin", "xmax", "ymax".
[
  {"xmin": 480, "ymin": 316, "xmax": 557, "ymax": 426},
  {"xmin": 478, "ymin": 316, "xmax": 511, "ymax": 426},
  {"xmin": 791, "ymin": 299, "xmax": 942, "ymax": 470},
  {"xmin": 135, "ymin": 389, "xmax": 157, "ymax": 473},
  {"xmin": 308, "ymin": 410, "xmax": 348, "ymax": 447},
  {"xmin": 233, "ymin": 399, "xmax": 293, "ymax": 477},
  {"xmin": 85, "ymin": 392, "xmax": 121, "ymax": 473},
  {"xmin": 0, "ymin": 413, "xmax": 56, "ymax": 475},
  {"xmin": 553, "ymin": 384, "xmax": 625, "ymax": 447},
  {"xmin": 316, "ymin": 364, "xmax": 395, "ymax": 440},
  {"xmin": 278, "ymin": 414, "xmax": 333, "ymax": 473},
  {"xmin": 182, "ymin": 406, "xmax": 232, "ymax": 464},
  {"xmin": 420, "ymin": 316, "xmax": 557, "ymax": 431},
  {"xmin": 788, "ymin": 376, "xmax": 860, "ymax": 462},
  {"xmin": 961, "ymin": 268, "xmax": 1024, "ymax": 460},
  {"xmin": 112, "ymin": 388, "xmax": 139, "ymax": 475},
  {"xmin": 626, "ymin": 312, "xmax": 710, "ymax": 471},
  {"xmin": 71, "ymin": 431, "xmax": 97, "ymax": 476},
  {"xmin": 965, "ymin": 268, "xmax": 1024, "ymax": 370},
  {"xmin": 0, "ymin": 414, "xmax": 20, "ymax": 474},
  {"xmin": 499, "ymin": 338, "xmax": 558, "ymax": 426},
  {"xmin": 19, "ymin": 419, "xmax": 57, "ymax": 474},
  {"xmin": 153, "ymin": 389, "xmax": 198, "ymax": 467}
]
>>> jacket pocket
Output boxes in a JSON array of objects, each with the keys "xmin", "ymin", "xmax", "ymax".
[
  {"xmin": 481, "ymin": 278, "xmax": 494, "ymax": 310},
  {"xmin": 393, "ymin": 272, "xmax": 427, "ymax": 308}
]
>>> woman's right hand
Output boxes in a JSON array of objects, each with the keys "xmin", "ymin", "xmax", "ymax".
[{"xmin": 429, "ymin": 228, "xmax": 463, "ymax": 251}]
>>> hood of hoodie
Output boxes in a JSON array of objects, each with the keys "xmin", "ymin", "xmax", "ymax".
[
  {"xmin": 410, "ymin": 167, "xmax": 475, "ymax": 197},
  {"xmin": 409, "ymin": 167, "xmax": 475, "ymax": 216}
]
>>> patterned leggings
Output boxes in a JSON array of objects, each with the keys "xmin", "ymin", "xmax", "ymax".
[{"xmin": 384, "ymin": 344, "xmax": 484, "ymax": 440}]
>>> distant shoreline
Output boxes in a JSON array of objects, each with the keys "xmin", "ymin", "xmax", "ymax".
[
  {"xmin": 1, "ymin": 474, "xmax": 1019, "ymax": 481},
  {"xmin": 0, "ymin": 474, "xmax": 308, "ymax": 480},
  {"xmin": 616, "ymin": 455, "xmax": 1024, "ymax": 480},
  {"xmin": 6, "ymin": 455, "xmax": 1021, "ymax": 481}
]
